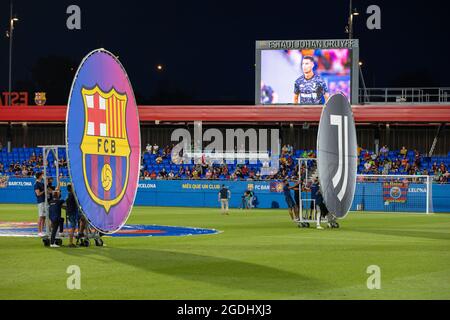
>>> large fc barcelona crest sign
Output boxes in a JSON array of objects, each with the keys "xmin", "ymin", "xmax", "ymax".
[{"xmin": 66, "ymin": 49, "xmax": 140, "ymax": 233}]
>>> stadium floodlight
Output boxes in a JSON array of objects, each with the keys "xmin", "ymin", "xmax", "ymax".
[
  {"xmin": 8, "ymin": 0, "xmax": 19, "ymax": 107},
  {"xmin": 347, "ymin": 0, "xmax": 359, "ymax": 39}
]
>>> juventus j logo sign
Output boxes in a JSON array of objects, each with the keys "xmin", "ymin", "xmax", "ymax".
[
  {"xmin": 330, "ymin": 114, "xmax": 348, "ymax": 201},
  {"xmin": 317, "ymin": 93, "xmax": 356, "ymax": 218}
]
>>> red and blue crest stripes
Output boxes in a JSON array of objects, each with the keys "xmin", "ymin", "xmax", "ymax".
[{"xmin": 85, "ymin": 154, "xmax": 127, "ymax": 201}]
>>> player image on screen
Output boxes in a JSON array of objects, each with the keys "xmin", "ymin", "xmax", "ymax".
[
  {"xmin": 293, "ymin": 56, "xmax": 329, "ymax": 105},
  {"xmin": 261, "ymin": 81, "xmax": 278, "ymax": 104},
  {"xmin": 260, "ymin": 48, "xmax": 350, "ymax": 104}
]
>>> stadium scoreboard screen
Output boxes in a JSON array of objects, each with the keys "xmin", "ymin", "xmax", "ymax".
[{"xmin": 255, "ymin": 39, "xmax": 359, "ymax": 105}]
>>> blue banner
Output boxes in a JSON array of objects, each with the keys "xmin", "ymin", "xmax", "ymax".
[{"xmin": 1, "ymin": 178, "xmax": 449, "ymax": 213}]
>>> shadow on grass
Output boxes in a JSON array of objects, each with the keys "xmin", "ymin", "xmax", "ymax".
[
  {"xmin": 60, "ymin": 246, "xmax": 326, "ymax": 294},
  {"xmin": 351, "ymin": 227, "xmax": 450, "ymax": 241}
]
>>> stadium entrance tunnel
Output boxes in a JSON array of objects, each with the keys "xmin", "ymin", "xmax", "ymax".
[{"xmin": 0, "ymin": 222, "xmax": 219, "ymax": 238}]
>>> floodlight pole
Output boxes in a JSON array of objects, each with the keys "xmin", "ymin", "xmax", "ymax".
[
  {"xmin": 8, "ymin": 0, "xmax": 14, "ymax": 106},
  {"xmin": 348, "ymin": 0, "xmax": 353, "ymax": 40},
  {"xmin": 359, "ymin": 64, "xmax": 369, "ymax": 104}
]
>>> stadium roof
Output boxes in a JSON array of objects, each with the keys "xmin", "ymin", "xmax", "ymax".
[{"xmin": 1, "ymin": 105, "xmax": 450, "ymax": 123}]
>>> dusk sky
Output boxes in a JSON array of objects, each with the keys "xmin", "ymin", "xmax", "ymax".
[{"xmin": 1, "ymin": 0, "xmax": 449, "ymax": 104}]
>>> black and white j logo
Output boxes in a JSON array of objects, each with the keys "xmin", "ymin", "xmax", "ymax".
[
  {"xmin": 330, "ymin": 114, "xmax": 349, "ymax": 201},
  {"xmin": 317, "ymin": 94, "xmax": 357, "ymax": 218}
]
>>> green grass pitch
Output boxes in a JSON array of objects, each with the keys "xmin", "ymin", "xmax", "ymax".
[{"xmin": 0, "ymin": 204, "xmax": 449, "ymax": 299}]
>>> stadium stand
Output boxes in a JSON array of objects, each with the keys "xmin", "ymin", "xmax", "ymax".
[{"xmin": 0, "ymin": 145, "xmax": 448, "ymax": 183}]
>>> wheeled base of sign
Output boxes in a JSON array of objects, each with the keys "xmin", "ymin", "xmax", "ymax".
[
  {"xmin": 76, "ymin": 225, "xmax": 104, "ymax": 247},
  {"xmin": 297, "ymin": 210, "xmax": 328, "ymax": 229},
  {"xmin": 327, "ymin": 222, "xmax": 340, "ymax": 228},
  {"xmin": 42, "ymin": 235, "xmax": 63, "ymax": 246},
  {"xmin": 325, "ymin": 212, "xmax": 339, "ymax": 228},
  {"xmin": 297, "ymin": 219, "xmax": 329, "ymax": 228},
  {"xmin": 298, "ymin": 222, "xmax": 311, "ymax": 228},
  {"xmin": 298, "ymin": 219, "xmax": 339, "ymax": 229},
  {"xmin": 76, "ymin": 234, "xmax": 104, "ymax": 247}
]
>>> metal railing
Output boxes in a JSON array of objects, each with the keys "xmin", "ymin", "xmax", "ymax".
[{"xmin": 358, "ymin": 87, "xmax": 450, "ymax": 104}]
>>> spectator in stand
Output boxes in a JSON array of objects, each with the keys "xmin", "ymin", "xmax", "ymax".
[
  {"xmin": 383, "ymin": 160, "xmax": 391, "ymax": 174},
  {"xmin": 364, "ymin": 160, "xmax": 372, "ymax": 172},
  {"xmin": 163, "ymin": 145, "xmax": 172, "ymax": 156},
  {"xmin": 286, "ymin": 157, "xmax": 293, "ymax": 167},
  {"xmin": 400, "ymin": 146, "xmax": 408, "ymax": 156},
  {"xmin": 401, "ymin": 156, "xmax": 408, "ymax": 167},
  {"xmin": 235, "ymin": 167, "xmax": 244, "ymax": 179},
  {"xmin": 152, "ymin": 144, "xmax": 159, "ymax": 154},
  {"xmin": 443, "ymin": 170, "xmax": 450, "ymax": 183},
  {"xmin": 159, "ymin": 168, "xmax": 168, "ymax": 179},
  {"xmin": 379, "ymin": 145, "xmax": 389, "ymax": 156},
  {"xmin": 439, "ymin": 162, "xmax": 447, "ymax": 174},
  {"xmin": 145, "ymin": 143, "xmax": 152, "ymax": 154},
  {"xmin": 178, "ymin": 166, "xmax": 184, "ymax": 177},
  {"xmin": 222, "ymin": 164, "xmax": 229, "ymax": 176},
  {"xmin": 431, "ymin": 162, "xmax": 438, "ymax": 173},
  {"xmin": 414, "ymin": 152, "xmax": 421, "ymax": 166},
  {"xmin": 205, "ymin": 168, "xmax": 212, "ymax": 179}
]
